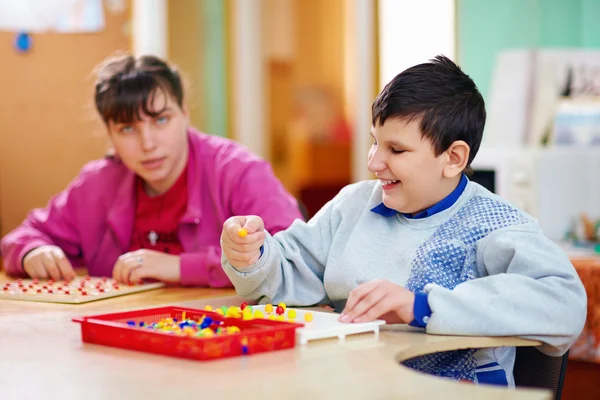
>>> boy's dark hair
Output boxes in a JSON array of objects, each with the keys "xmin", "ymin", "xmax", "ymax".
[
  {"xmin": 372, "ymin": 55, "xmax": 486, "ymax": 171},
  {"xmin": 94, "ymin": 53, "xmax": 184, "ymax": 125}
]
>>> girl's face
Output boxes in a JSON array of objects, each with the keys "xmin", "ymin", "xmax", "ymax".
[{"xmin": 107, "ymin": 90, "xmax": 189, "ymax": 195}]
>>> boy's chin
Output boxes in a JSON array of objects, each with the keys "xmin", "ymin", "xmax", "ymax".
[
  {"xmin": 382, "ymin": 196, "xmax": 421, "ymax": 215},
  {"xmin": 382, "ymin": 197, "xmax": 402, "ymax": 213}
]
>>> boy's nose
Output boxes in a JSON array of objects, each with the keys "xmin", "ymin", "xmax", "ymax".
[{"xmin": 367, "ymin": 149, "xmax": 386, "ymax": 173}]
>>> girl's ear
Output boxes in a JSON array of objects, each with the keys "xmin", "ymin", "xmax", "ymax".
[{"xmin": 105, "ymin": 146, "xmax": 120, "ymax": 161}]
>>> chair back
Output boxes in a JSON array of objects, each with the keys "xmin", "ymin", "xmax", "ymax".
[{"xmin": 513, "ymin": 347, "xmax": 569, "ymax": 400}]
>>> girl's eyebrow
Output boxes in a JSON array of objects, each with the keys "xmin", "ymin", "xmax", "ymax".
[{"xmin": 146, "ymin": 106, "xmax": 174, "ymax": 116}]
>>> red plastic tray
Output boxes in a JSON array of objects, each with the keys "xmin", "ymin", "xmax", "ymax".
[{"xmin": 72, "ymin": 306, "xmax": 303, "ymax": 361}]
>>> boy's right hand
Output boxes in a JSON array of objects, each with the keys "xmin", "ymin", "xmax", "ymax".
[
  {"xmin": 221, "ymin": 216, "xmax": 266, "ymax": 269},
  {"xmin": 22, "ymin": 245, "xmax": 77, "ymax": 280}
]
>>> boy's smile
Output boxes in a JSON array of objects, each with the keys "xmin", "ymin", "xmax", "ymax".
[
  {"xmin": 368, "ymin": 118, "xmax": 462, "ymax": 216},
  {"xmin": 379, "ymin": 178, "xmax": 400, "ymax": 191}
]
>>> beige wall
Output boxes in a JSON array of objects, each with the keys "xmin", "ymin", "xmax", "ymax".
[
  {"xmin": 0, "ymin": 2, "xmax": 131, "ymax": 238},
  {"xmin": 167, "ymin": 0, "xmax": 206, "ymax": 133}
]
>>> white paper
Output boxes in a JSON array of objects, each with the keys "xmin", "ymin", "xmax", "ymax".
[{"xmin": 0, "ymin": 0, "xmax": 104, "ymax": 33}]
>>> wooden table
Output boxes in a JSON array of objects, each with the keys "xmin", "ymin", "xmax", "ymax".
[{"xmin": 0, "ymin": 272, "xmax": 550, "ymax": 399}]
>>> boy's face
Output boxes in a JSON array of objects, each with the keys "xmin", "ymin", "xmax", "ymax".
[
  {"xmin": 368, "ymin": 118, "xmax": 454, "ymax": 214},
  {"xmin": 107, "ymin": 90, "xmax": 189, "ymax": 195}
]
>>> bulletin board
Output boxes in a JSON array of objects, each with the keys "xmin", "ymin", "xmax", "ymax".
[{"xmin": 0, "ymin": 1, "xmax": 131, "ymax": 239}]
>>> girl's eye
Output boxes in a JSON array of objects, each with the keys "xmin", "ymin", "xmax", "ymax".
[
  {"xmin": 391, "ymin": 148, "xmax": 404, "ymax": 154},
  {"xmin": 120, "ymin": 126, "xmax": 134, "ymax": 134},
  {"xmin": 156, "ymin": 116, "xmax": 169, "ymax": 125}
]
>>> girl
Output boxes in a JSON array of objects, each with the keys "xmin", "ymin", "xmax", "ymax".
[{"xmin": 1, "ymin": 53, "xmax": 303, "ymax": 287}]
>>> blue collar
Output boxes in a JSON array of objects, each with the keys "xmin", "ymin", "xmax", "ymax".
[{"xmin": 370, "ymin": 174, "xmax": 468, "ymax": 219}]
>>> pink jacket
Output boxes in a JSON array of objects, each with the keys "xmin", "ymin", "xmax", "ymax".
[{"xmin": 0, "ymin": 128, "xmax": 303, "ymax": 287}]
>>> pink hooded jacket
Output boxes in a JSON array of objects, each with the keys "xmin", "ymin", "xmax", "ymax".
[{"xmin": 0, "ymin": 128, "xmax": 303, "ymax": 286}]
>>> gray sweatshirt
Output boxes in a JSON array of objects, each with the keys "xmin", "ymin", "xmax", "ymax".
[{"xmin": 222, "ymin": 180, "xmax": 587, "ymax": 386}]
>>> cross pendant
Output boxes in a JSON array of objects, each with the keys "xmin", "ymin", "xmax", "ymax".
[{"xmin": 148, "ymin": 230, "xmax": 158, "ymax": 246}]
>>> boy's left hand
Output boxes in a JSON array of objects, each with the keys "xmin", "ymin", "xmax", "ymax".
[
  {"xmin": 112, "ymin": 249, "xmax": 181, "ymax": 284},
  {"xmin": 339, "ymin": 279, "xmax": 415, "ymax": 324}
]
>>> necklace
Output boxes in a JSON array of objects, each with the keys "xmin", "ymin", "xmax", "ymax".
[
  {"xmin": 140, "ymin": 177, "xmax": 166, "ymax": 248},
  {"xmin": 148, "ymin": 230, "xmax": 159, "ymax": 246}
]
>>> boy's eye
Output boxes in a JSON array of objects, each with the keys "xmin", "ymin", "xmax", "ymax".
[
  {"xmin": 120, "ymin": 126, "xmax": 134, "ymax": 134},
  {"xmin": 156, "ymin": 116, "xmax": 169, "ymax": 125},
  {"xmin": 391, "ymin": 148, "xmax": 404, "ymax": 154},
  {"xmin": 372, "ymin": 139, "xmax": 377, "ymax": 146}
]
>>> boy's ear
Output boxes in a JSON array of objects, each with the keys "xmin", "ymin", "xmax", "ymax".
[{"xmin": 442, "ymin": 140, "xmax": 470, "ymax": 178}]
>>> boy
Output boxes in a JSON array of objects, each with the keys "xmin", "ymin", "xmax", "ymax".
[{"xmin": 219, "ymin": 55, "xmax": 586, "ymax": 385}]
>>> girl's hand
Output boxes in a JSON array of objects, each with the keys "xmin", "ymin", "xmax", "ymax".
[
  {"xmin": 112, "ymin": 249, "xmax": 180, "ymax": 284},
  {"xmin": 23, "ymin": 245, "xmax": 77, "ymax": 280}
]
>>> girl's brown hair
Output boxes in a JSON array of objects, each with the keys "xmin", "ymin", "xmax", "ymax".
[{"xmin": 94, "ymin": 53, "xmax": 184, "ymax": 125}]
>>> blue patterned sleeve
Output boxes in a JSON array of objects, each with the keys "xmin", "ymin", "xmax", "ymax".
[{"xmin": 423, "ymin": 227, "xmax": 587, "ymax": 356}]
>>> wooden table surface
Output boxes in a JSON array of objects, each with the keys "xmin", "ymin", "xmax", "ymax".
[{"xmin": 0, "ymin": 272, "xmax": 550, "ymax": 399}]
